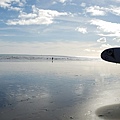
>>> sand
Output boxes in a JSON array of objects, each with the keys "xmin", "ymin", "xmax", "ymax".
[{"xmin": 0, "ymin": 61, "xmax": 120, "ymax": 120}]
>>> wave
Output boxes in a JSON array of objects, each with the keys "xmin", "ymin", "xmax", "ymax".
[{"xmin": 0, "ymin": 54, "xmax": 100, "ymax": 62}]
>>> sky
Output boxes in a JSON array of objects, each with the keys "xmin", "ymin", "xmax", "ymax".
[{"xmin": 0, "ymin": 0, "xmax": 120, "ymax": 57}]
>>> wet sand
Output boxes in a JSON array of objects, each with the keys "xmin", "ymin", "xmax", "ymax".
[{"xmin": 0, "ymin": 61, "xmax": 120, "ymax": 120}]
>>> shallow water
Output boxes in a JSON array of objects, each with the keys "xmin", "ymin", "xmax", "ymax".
[{"xmin": 0, "ymin": 61, "xmax": 120, "ymax": 120}]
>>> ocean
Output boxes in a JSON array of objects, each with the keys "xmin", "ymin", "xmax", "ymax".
[
  {"xmin": 0, "ymin": 54, "xmax": 120, "ymax": 120},
  {"xmin": 0, "ymin": 54, "xmax": 100, "ymax": 62}
]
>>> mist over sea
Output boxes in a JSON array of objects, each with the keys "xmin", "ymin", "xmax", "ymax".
[{"xmin": 0, "ymin": 54, "xmax": 120, "ymax": 120}]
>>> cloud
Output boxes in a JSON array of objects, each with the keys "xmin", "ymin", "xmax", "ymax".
[
  {"xmin": 0, "ymin": 0, "xmax": 14, "ymax": 8},
  {"xmin": 0, "ymin": 0, "xmax": 25, "ymax": 7},
  {"xmin": 84, "ymin": 49, "xmax": 96, "ymax": 52},
  {"xmin": 85, "ymin": 5, "xmax": 120, "ymax": 17},
  {"xmin": 7, "ymin": 5, "xmax": 68, "ymax": 25},
  {"xmin": 0, "ymin": 0, "xmax": 26, "ymax": 11},
  {"xmin": 98, "ymin": 33, "xmax": 120, "ymax": 37},
  {"xmin": 53, "ymin": 0, "xmax": 68, "ymax": 4},
  {"xmin": 97, "ymin": 37, "xmax": 106, "ymax": 43},
  {"xmin": 80, "ymin": 3, "xmax": 86, "ymax": 7},
  {"xmin": 8, "ymin": 6, "xmax": 21, "ymax": 11},
  {"xmin": 75, "ymin": 27, "xmax": 87, "ymax": 34},
  {"xmin": 90, "ymin": 19, "xmax": 120, "ymax": 37},
  {"xmin": 85, "ymin": 6, "xmax": 106, "ymax": 16},
  {"xmin": 109, "ymin": 6, "xmax": 120, "ymax": 16},
  {"xmin": 58, "ymin": 0, "xmax": 67, "ymax": 3}
]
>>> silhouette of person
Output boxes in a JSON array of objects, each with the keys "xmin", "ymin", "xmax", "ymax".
[{"xmin": 52, "ymin": 57, "xmax": 53, "ymax": 62}]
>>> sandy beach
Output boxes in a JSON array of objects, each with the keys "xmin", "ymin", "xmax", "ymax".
[
  {"xmin": 0, "ymin": 0, "xmax": 119, "ymax": 119},
  {"xmin": 0, "ymin": 60, "xmax": 120, "ymax": 120}
]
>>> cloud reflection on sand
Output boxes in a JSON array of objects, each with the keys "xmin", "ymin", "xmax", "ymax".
[{"xmin": 0, "ymin": 61, "xmax": 120, "ymax": 120}]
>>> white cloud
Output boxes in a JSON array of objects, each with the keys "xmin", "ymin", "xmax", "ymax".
[
  {"xmin": 84, "ymin": 49, "xmax": 96, "ymax": 52},
  {"xmin": 109, "ymin": 6, "xmax": 120, "ymax": 16},
  {"xmin": 7, "ymin": 5, "xmax": 68, "ymax": 25},
  {"xmin": 85, "ymin": 6, "xmax": 106, "ymax": 16},
  {"xmin": 80, "ymin": 3, "xmax": 86, "ymax": 7},
  {"xmin": 97, "ymin": 37, "xmax": 106, "ymax": 43},
  {"xmin": 0, "ymin": 0, "xmax": 13, "ymax": 8},
  {"xmin": 0, "ymin": 0, "xmax": 25, "ymax": 7},
  {"xmin": 53, "ymin": 0, "xmax": 68, "ymax": 4},
  {"xmin": 58, "ymin": 0, "xmax": 67, "ymax": 3},
  {"xmin": 0, "ymin": 0, "xmax": 26, "ymax": 10},
  {"xmin": 75, "ymin": 27, "xmax": 87, "ymax": 34},
  {"xmin": 18, "ymin": 11, "xmax": 37, "ymax": 19},
  {"xmin": 85, "ymin": 5, "xmax": 120, "ymax": 17},
  {"xmin": 98, "ymin": 33, "xmax": 120, "ymax": 37},
  {"xmin": 90, "ymin": 19, "xmax": 120, "ymax": 37},
  {"xmin": 8, "ymin": 6, "xmax": 21, "ymax": 11}
]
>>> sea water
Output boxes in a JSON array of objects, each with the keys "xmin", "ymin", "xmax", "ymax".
[{"xmin": 0, "ymin": 55, "xmax": 120, "ymax": 120}]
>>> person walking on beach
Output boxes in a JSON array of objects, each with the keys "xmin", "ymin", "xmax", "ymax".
[{"xmin": 52, "ymin": 57, "xmax": 53, "ymax": 62}]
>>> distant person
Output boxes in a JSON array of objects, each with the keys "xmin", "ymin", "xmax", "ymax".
[{"xmin": 52, "ymin": 57, "xmax": 53, "ymax": 62}]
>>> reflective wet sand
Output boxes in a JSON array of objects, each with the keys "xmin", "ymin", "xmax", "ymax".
[{"xmin": 0, "ymin": 61, "xmax": 120, "ymax": 120}]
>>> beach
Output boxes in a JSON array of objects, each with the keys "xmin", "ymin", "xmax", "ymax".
[{"xmin": 0, "ymin": 60, "xmax": 120, "ymax": 120}]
